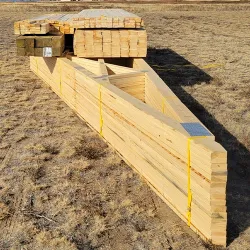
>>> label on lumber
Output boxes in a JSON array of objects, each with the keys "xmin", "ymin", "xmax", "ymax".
[{"xmin": 43, "ymin": 47, "xmax": 52, "ymax": 57}]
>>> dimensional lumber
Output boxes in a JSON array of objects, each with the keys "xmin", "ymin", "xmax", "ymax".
[
  {"xmin": 16, "ymin": 35, "xmax": 64, "ymax": 57},
  {"xmin": 71, "ymin": 9, "xmax": 144, "ymax": 28},
  {"xmin": 14, "ymin": 21, "xmax": 50, "ymax": 35},
  {"xmin": 14, "ymin": 9, "xmax": 144, "ymax": 36},
  {"xmin": 74, "ymin": 29, "xmax": 147, "ymax": 58},
  {"xmin": 14, "ymin": 14, "xmax": 75, "ymax": 35},
  {"xmin": 14, "ymin": 9, "xmax": 147, "ymax": 58},
  {"xmin": 30, "ymin": 56, "xmax": 227, "ymax": 246}
]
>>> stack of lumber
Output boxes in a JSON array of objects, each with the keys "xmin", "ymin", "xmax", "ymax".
[
  {"xmin": 74, "ymin": 29, "xmax": 147, "ymax": 58},
  {"xmin": 16, "ymin": 35, "xmax": 64, "ymax": 57},
  {"xmin": 14, "ymin": 9, "xmax": 147, "ymax": 58},
  {"xmin": 71, "ymin": 9, "xmax": 144, "ymax": 28},
  {"xmin": 30, "ymin": 56, "xmax": 227, "ymax": 247},
  {"xmin": 14, "ymin": 14, "xmax": 75, "ymax": 35},
  {"xmin": 44, "ymin": 14, "xmax": 75, "ymax": 35},
  {"xmin": 73, "ymin": 9, "xmax": 147, "ymax": 58},
  {"xmin": 14, "ymin": 21, "xmax": 50, "ymax": 35},
  {"xmin": 14, "ymin": 9, "xmax": 144, "ymax": 35}
]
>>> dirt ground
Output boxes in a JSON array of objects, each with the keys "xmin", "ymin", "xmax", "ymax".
[{"xmin": 0, "ymin": 3, "xmax": 249, "ymax": 250}]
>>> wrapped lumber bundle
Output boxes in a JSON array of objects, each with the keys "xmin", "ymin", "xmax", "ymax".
[
  {"xmin": 30, "ymin": 56, "xmax": 227, "ymax": 246},
  {"xmin": 71, "ymin": 9, "xmax": 144, "ymax": 29},
  {"xmin": 16, "ymin": 35, "xmax": 64, "ymax": 57},
  {"xmin": 74, "ymin": 29, "xmax": 147, "ymax": 58}
]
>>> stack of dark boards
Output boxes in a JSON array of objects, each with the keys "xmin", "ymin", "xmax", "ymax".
[
  {"xmin": 14, "ymin": 9, "xmax": 147, "ymax": 58},
  {"xmin": 16, "ymin": 35, "xmax": 64, "ymax": 57},
  {"xmin": 29, "ymin": 55, "xmax": 227, "ymax": 247}
]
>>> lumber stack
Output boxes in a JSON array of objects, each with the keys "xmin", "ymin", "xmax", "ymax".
[
  {"xmin": 71, "ymin": 9, "xmax": 144, "ymax": 28},
  {"xmin": 14, "ymin": 21, "xmax": 50, "ymax": 35},
  {"xmin": 45, "ymin": 14, "xmax": 75, "ymax": 35},
  {"xmin": 29, "ymin": 56, "xmax": 227, "ymax": 247},
  {"xmin": 16, "ymin": 35, "xmax": 64, "ymax": 57},
  {"xmin": 14, "ymin": 14, "xmax": 75, "ymax": 35},
  {"xmin": 14, "ymin": 9, "xmax": 147, "ymax": 58},
  {"xmin": 73, "ymin": 9, "xmax": 147, "ymax": 58},
  {"xmin": 74, "ymin": 29, "xmax": 147, "ymax": 58}
]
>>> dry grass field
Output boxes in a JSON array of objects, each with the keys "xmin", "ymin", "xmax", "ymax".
[{"xmin": 0, "ymin": 3, "xmax": 249, "ymax": 250}]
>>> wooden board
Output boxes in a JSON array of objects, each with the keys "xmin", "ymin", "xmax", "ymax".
[{"xmin": 30, "ymin": 56, "xmax": 227, "ymax": 247}]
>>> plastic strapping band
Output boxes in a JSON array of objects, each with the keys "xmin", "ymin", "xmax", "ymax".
[{"xmin": 187, "ymin": 136, "xmax": 206, "ymax": 226}]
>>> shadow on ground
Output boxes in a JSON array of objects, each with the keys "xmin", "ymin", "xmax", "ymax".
[{"xmin": 146, "ymin": 48, "xmax": 250, "ymax": 246}]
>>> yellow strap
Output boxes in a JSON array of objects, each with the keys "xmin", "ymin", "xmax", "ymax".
[{"xmin": 187, "ymin": 136, "xmax": 206, "ymax": 226}]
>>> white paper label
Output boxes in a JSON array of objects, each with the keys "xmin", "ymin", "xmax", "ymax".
[{"xmin": 43, "ymin": 47, "xmax": 52, "ymax": 57}]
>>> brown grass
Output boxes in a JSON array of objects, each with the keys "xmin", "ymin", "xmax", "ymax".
[{"xmin": 0, "ymin": 3, "xmax": 249, "ymax": 250}]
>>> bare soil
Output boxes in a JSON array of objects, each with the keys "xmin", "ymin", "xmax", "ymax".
[{"xmin": 0, "ymin": 4, "xmax": 249, "ymax": 250}]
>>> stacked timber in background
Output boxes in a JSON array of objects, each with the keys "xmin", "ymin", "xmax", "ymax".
[
  {"xmin": 29, "ymin": 56, "xmax": 227, "ymax": 247},
  {"xmin": 16, "ymin": 35, "xmax": 64, "ymax": 56},
  {"xmin": 44, "ymin": 14, "xmax": 75, "ymax": 35},
  {"xmin": 73, "ymin": 9, "xmax": 147, "ymax": 58},
  {"xmin": 71, "ymin": 9, "xmax": 144, "ymax": 28},
  {"xmin": 14, "ymin": 9, "xmax": 147, "ymax": 58},
  {"xmin": 74, "ymin": 29, "xmax": 147, "ymax": 58},
  {"xmin": 14, "ymin": 14, "xmax": 75, "ymax": 35},
  {"xmin": 14, "ymin": 21, "xmax": 50, "ymax": 35}
]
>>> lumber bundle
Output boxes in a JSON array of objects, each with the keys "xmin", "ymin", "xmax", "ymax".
[
  {"xmin": 14, "ymin": 21, "xmax": 50, "ymax": 35},
  {"xmin": 71, "ymin": 9, "xmax": 144, "ymax": 28},
  {"xmin": 14, "ymin": 14, "xmax": 76, "ymax": 35},
  {"xmin": 14, "ymin": 10, "xmax": 143, "ymax": 35},
  {"xmin": 45, "ymin": 14, "xmax": 75, "ymax": 35},
  {"xmin": 14, "ymin": 9, "xmax": 147, "ymax": 58},
  {"xmin": 16, "ymin": 35, "xmax": 64, "ymax": 57},
  {"xmin": 30, "ymin": 56, "xmax": 227, "ymax": 247},
  {"xmin": 74, "ymin": 29, "xmax": 147, "ymax": 58}
]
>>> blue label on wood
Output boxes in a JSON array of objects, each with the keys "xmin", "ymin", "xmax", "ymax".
[{"xmin": 181, "ymin": 122, "xmax": 211, "ymax": 137}]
